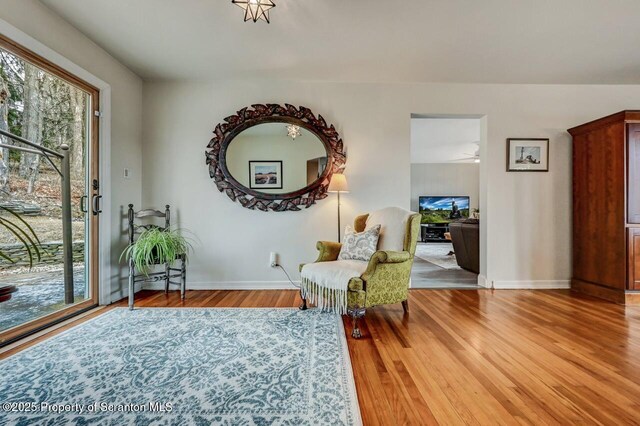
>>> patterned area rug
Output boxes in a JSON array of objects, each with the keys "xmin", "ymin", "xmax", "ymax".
[
  {"xmin": 415, "ymin": 243, "xmax": 460, "ymax": 270},
  {"xmin": 0, "ymin": 308, "xmax": 361, "ymax": 425}
]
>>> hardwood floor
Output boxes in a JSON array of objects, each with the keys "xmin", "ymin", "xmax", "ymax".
[{"xmin": 3, "ymin": 289, "xmax": 640, "ymax": 425}]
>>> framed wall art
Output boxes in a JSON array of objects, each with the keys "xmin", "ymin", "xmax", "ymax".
[{"xmin": 506, "ymin": 138, "xmax": 549, "ymax": 172}]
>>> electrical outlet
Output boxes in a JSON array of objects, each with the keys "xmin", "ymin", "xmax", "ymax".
[
  {"xmin": 123, "ymin": 168, "xmax": 131, "ymax": 179},
  {"xmin": 270, "ymin": 252, "xmax": 277, "ymax": 268}
]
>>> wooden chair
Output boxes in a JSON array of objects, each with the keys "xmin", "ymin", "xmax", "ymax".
[{"xmin": 127, "ymin": 204, "xmax": 186, "ymax": 310}]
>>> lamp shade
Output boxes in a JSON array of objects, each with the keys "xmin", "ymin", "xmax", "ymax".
[{"xmin": 328, "ymin": 173, "xmax": 349, "ymax": 193}]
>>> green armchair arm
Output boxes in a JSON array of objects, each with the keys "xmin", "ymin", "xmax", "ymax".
[
  {"xmin": 315, "ymin": 241, "xmax": 342, "ymax": 262},
  {"xmin": 373, "ymin": 250, "xmax": 411, "ymax": 263},
  {"xmin": 361, "ymin": 250, "xmax": 411, "ymax": 281},
  {"xmin": 299, "ymin": 241, "xmax": 343, "ymax": 272}
]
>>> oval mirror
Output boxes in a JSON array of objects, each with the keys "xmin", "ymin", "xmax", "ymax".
[
  {"xmin": 206, "ymin": 104, "xmax": 346, "ymax": 212},
  {"xmin": 226, "ymin": 122, "xmax": 328, "ymax": 196}
]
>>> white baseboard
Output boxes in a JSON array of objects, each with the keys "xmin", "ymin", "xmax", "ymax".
[
  {"xmin": 477, "ymin": 274, "xmax": 489, "ymax": 288},
  {"xmin": 491, "ymin": 280, "xmax": 570, "ymax": 290},
  {"xmin": 142, "ymin": 281, "xmax": 300, "ymax": 291},
  {"xmin": 143, "ymin": 279, "xmax": 569, "ymax": 291}
]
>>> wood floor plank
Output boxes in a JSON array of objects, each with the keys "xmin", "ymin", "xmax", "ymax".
[{"xmin": 3, "ymin": 288, "xmax": 640, "ymax": 425}]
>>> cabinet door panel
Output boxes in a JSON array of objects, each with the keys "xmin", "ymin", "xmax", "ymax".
[
  {"xmin": 573, "ymin": 123, "xmax": 627, "ymax": 289},
  {"xmin": 628, "ymin": 124, "xmax": 640, "ymax": 223},
  {"xmin": 628, "ymin": 228, "xmax": 640, "ymax": 290}
]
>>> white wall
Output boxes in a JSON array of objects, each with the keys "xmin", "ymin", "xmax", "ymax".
[
  {"xmin": 410, "ymin": 164, "xmax": 480, "ymax": 213},
  {"xmin": 142, "ymin": 79, "xmax": 640, "ymax": 289},
  {"xmin": 0, "ymin": 0, "xmax": 143, "ymax": 302}
]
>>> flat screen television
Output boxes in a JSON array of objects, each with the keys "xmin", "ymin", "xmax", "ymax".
[{"xmin": 419, "ymin": 196, "xmax": 470, "ymax": 224}]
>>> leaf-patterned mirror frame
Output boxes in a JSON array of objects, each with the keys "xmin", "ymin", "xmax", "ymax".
[{"xmin": 205, "ymin": 104, "xmax": 346, "ymax": 212}]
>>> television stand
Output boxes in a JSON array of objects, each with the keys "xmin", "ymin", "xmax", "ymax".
[{"xmin": 420, "ymin": 223, "xmax": 450, "ymax": 242}]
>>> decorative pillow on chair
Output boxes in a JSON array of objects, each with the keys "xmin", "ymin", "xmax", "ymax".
[{"xmin": 338, "ymin": 224, "xmax": 381, "ymax": 261}]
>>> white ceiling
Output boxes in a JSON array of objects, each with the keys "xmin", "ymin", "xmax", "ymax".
[
  {"xmin": 39, "ymin": 0, "xmax": 640, "ymax": 84},
  {"xmin": 411, "ymin": 118, "xmax": 481, "ymax": 164}
]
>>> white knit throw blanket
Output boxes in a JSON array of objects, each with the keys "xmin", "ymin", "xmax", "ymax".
[{"xmin": 301, "ymin": 260, "xmax": 369, "ymax": 315}]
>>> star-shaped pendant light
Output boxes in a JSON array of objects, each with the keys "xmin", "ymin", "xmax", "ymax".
[
  {"xmin": 286, "ymin": 124, "xmax": 302, "ymax": 140},
  {"xmin": 232, "ymin": 0, "xmax": 275, "ymax": 23}
]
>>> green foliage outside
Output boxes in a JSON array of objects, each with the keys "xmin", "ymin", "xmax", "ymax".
[
  {"xmin": 421, "ymin": 208, "xmax": 469, "ymax": 224},
  {"xmin": 1, "ymin": 50, "xmax": 84, "ymax": 157}
]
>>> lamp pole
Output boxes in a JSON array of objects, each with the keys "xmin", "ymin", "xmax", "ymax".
[
  {"xmin": 328, "ymin": 173, "xmax": 348, "ymax": 243},
  {"xmin": 337, "ymin": 190, "xmax": 341, "ymax": 243}
]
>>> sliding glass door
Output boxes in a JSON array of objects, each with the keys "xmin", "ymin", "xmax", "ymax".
[{"xmin": 0, "ymin": 34, "xmax": 100, "ymax": 345}]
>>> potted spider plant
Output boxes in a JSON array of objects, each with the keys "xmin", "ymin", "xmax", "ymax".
[{"xmin": 120, "ymin": 226, "xmax": 191, "ymax": 276}]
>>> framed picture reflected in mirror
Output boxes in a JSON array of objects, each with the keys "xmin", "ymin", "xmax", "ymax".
[{"xmin": 249, "ymin": 160, "xmax": 283, "ymax": 189}]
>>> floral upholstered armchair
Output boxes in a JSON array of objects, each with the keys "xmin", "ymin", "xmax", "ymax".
[{"xmin": 300, "ymin": 207, "xmax": 421, "ymax": 338}]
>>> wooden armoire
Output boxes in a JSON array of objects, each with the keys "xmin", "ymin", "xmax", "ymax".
[{"xmin": 569, "ymin": 111, "xmax": 640, "ymax": 304}]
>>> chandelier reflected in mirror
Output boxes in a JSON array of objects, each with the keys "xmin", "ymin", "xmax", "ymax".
[
  {"xmin": 286, "ymin": 124, "xmax": 302, "ymax": 140},
  {"xmin": 231, "ymin": 0, "xmax": 275, "ymax": 23}
]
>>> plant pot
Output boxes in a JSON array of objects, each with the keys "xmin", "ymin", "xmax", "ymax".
[
  {"xmin": 150, "ymin": 246, "xmax": 163, "ymax": 265},
  {"xmin": 0, "ymin": 284, "xmax": 17, "ymax": 303}
]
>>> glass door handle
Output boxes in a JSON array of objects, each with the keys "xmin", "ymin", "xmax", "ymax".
[
  {"xmin": 80, "ymin": 195, "xmax": 88, "ymax": 213},
  {"xmin": 91, "ymin": 194, "xmax": 102, "ymax": 216}
]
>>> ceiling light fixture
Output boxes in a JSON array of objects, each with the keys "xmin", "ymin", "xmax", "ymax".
[
  {"xmin": 286, "ymin": 124, "xmax": 302, "ymax": 140},
  {"xmin": 231, "ymin": 0, "xmax": 275, "ymax": 23}
]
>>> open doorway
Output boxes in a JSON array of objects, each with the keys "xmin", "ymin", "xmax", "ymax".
[{"xmin": 410, "ymin": 116, "xmax": 481, "ymax": 289}]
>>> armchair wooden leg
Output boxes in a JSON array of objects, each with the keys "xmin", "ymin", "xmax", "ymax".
[
  {"xmin": 349, "ymin": 306, "xmax": 366, "ymax": 339},
  {"xmin": 402, "ymin": 300, "xmax": 409, "ymax": 313},
  {"xmin": 299, "ymin": 297, "xmax": 308, "ymax": 311}
]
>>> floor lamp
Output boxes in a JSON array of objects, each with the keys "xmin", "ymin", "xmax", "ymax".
[{"xmin": 328, "ymin": 173, "xmax": 349, "ymax": 242}]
